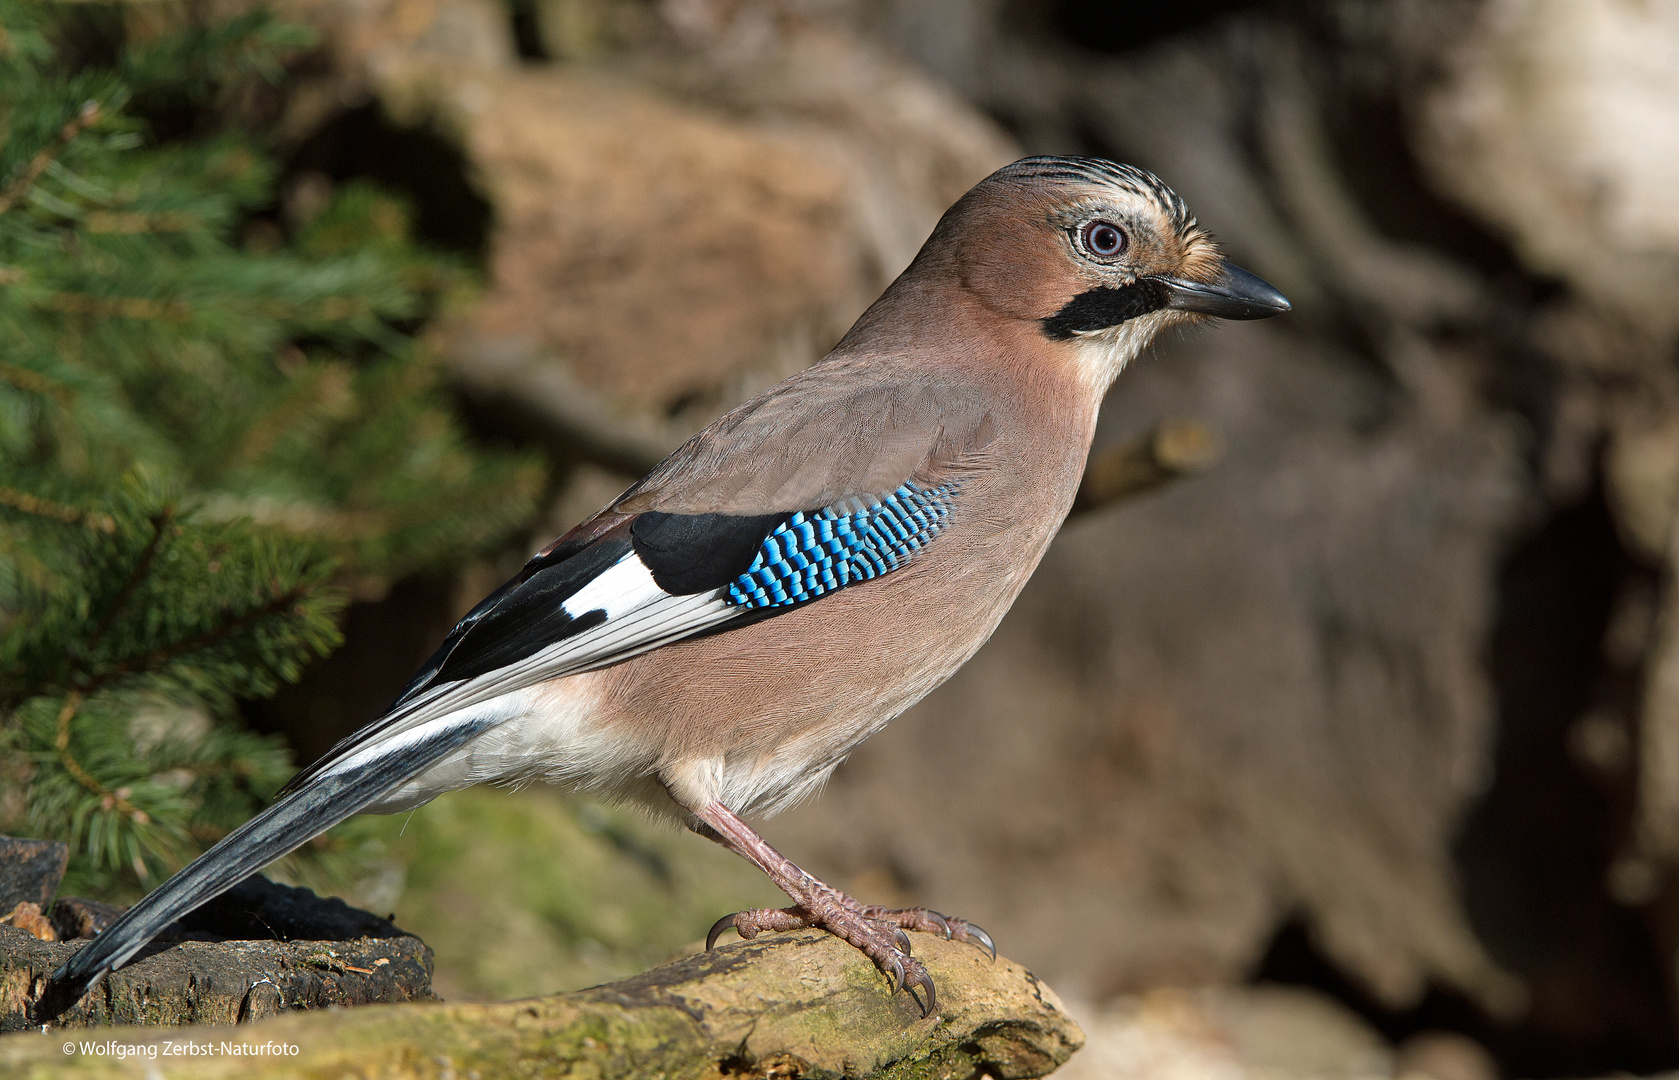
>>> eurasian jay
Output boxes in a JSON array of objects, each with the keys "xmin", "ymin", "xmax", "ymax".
[{"xmin": 52, "ymin": 156, "xmax": 1289, "ymax": 1014}]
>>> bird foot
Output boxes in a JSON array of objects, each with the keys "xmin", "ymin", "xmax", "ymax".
[
  {"xmin": 705, "ymin": 897, "xmax": 994, "ymax": 1018},
  {"xmin": 853, "ymin": 904, "xmax": 996, "ymax": 960},
  {"xmin": 688, "ymin": 799, "xmax": 993, "ymax": 1018},
  {"xmin": 707, "ymin": 897, "xmax": 940, "ymax": 1015}
]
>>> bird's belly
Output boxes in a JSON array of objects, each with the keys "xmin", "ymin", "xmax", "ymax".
[{"xmin": 364, "ymin": 670, "xmax": 635, "ymax": 813}]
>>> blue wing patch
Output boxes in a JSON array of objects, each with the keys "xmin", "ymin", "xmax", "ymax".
[{"xmin": 727, "ymin": 482, "xmax": 958, "ymax": 609}]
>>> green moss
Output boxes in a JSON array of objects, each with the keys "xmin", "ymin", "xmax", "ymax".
[{"xmin": 366, "ymin": 785, "xmax": 786, "ymax": 1001}]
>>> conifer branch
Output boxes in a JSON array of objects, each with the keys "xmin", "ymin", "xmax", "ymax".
[
  {"xmin": 0, "ymin": 361, "xmax": 74, "ymax": 404},
  {"xmin": 39, "ymin": 292, "xmax": 190, "ymax": 321},
  {"xmin": 199, "ymin": 496, "xmax": 392, "ymax": 539},
  {"xmin": 0, "ymin": 100, "xmax": 101, "ymax": 217},
  {"xmin": 83, "ymin": 210, "xmax": 195, "ymax": 234},
  {"xmin": 82, "ymin": 584, "xmax": 310, "ymax": 691},
  {"xmin": 83, "ymin": 509, "xmax": 172, "ymax": 659},
  {"xmin": 53, "ymin": 692, "xmax": 148, "ymax": 824},
  {"xmin": 232, "ymin": 365, "xmax": 353, "ymax": 465},
  {"xmin": 34, "ymin": 292, "xmax": 377, "ymax": 324},
  {"xmin": 0, "ymin": 487, "xmax": 114, "ymax": 531}
]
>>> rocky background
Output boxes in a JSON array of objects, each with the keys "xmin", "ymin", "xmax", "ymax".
[{"xmin": 237, "ymin": 0, "xmax": 1679, "ymax": 1075}]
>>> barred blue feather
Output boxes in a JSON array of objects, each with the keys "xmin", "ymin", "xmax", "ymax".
[{"xmin": 726, "ymin": 483, "xmax": 959, "ymax": 609}]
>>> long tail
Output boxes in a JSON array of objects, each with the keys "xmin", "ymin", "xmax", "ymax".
[{"xmin": 49, "ymin": 711, "xmax": 495, "ymax": 1001}]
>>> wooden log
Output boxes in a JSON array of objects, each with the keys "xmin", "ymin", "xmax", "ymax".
[
  {"xmin": 2, "ymin": 877, "xmax": 436, "ymax": 1030},
  {"xmin": 0, "ymin": 837, "xmax": 68, "ymax": 912},
  {"xmin": 0, "ymin": 929, "xmax": 1084, "ymax": 1079}
]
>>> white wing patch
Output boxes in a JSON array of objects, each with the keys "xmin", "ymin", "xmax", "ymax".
[{"xmin": 562, "ymin": 552, "xmax": 658, "ymax": 619}]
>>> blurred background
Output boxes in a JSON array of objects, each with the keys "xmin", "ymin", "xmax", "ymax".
[{"xmin": 7, "ymin": 0, "xmax": 1679, "ymax": 1075}]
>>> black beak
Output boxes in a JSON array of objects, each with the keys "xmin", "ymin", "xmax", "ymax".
[{"xmin": 1162, "ymin": 262, "xmax": 1290, "ymax": 321}]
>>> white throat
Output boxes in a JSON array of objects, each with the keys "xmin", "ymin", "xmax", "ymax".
[{"xmin": 1068, "ymin": 309, "xmax": 1177, "ymax": 394}]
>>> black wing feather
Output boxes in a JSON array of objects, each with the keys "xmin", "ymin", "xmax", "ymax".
[
  {"xmin": 427, "ymin": 538, "xmax": 631, "ymax": 686},
  {"xmin": 390, "ymin": 528, "xmax": 635, "ymax": 709},
  {"xmin": 630, "ymin": 511, "xmax": 787, "ymax": 594}
]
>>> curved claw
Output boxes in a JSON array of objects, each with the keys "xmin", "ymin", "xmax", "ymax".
[
  {"xmin": 961, "ymin": 922, "xmax": 997, "ymax": 961},
  {"xmin": 895, "ymin": 929, "xmax": 913, "ymax": 956},
  {"xmin": 884, "ymin": 951, "xmax": 907, "ymax": 994},
  {"xmin": 925, "ymin": 910, "xmax": 954, "ymax": 939},
  {"xmin": 706, "ymin": 913, "xmax": 739, "ymax": 951},
  {"xmin": 906, "ymin": 967, "xmax": 939, "ymax": 1018}
]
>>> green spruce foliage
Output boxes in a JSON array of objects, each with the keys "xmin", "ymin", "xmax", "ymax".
[{"xmin": 0, "ymin": 3, "xmax": 542, "ymax": 899}]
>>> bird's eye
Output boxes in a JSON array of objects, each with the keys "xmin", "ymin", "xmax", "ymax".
[{"xmin": 1081, "ymin": 220, "xmax": 1127, "ymax": 258}]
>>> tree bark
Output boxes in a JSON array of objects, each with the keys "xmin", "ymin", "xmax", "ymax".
[{"xmin": 2, "ymin": 876, "xmax": 437, "ymax": 1030}]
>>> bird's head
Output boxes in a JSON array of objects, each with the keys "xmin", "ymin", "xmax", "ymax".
[{"xmin": 930, "ymin": 156, "xmax": 1290, "ymax": 390}]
